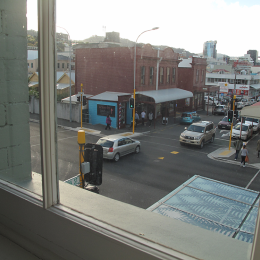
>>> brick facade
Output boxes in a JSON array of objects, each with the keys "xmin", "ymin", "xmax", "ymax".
[{"xmin": 75, "ymin": 44, "xmax": 180, "ymax": 95}]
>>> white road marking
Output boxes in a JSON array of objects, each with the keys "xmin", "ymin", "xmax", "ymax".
[{"xmin": 245, "ymin": 170, "xmax": 260, "ymax": 189}]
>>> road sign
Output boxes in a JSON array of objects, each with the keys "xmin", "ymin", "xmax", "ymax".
[{"xmin": 64, "ymin": 175, "xmax": 80, "ymax": 186}]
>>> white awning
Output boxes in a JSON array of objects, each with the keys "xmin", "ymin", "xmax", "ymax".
[
  {"xmin": 241, "ymin": 102, "xmax": 260, "ymax": 119},
  {"xmin": 136, "ymin": 88, "xmax": 193, "ymax": 103}
]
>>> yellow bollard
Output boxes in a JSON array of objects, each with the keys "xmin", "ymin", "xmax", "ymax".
[{"xmin": 78, "ymin": 130, "xmax": 85, "ymax": 188}]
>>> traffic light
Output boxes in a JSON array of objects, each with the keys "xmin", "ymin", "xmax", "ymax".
[
  {"xmin": 227, "ymin": 110, "xmax": 233, "ymax": 123},
  {"xmin": 84, "ymin": 143, "xmax": 103, "ymax": 186},
  {"xmin": 129, "ymin": 98, "xmax": 135, "ymax": 109},
  {"xmin": 77, "ymin": 96, "xmax": 80, "ymax": 102},
  {"xmin": 83, "ymin": 96, "xmax": 87, "ymax": 106}
]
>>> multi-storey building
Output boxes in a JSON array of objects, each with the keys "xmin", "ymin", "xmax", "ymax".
[{"xmin": 203, "ymin": 40, "xmax": 217, "ymax": 59}]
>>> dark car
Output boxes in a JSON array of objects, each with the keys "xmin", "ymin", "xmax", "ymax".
[{"xmin": 218, "ymin": 116, "xmax": 237, "ymax": 129}]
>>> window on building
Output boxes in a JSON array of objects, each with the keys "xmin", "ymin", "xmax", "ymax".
[
  {"xmin": 141, "ymin": 66, "xmax": 145, "ymax": 85},
  {"xmin": 201, "ymin": 70, "xmax": 204, "ymax": 82},
  {"xmin": 28, "ymin": 63, "xmax": 29, "ymax": 67},
  {"xmin": 57, "ymin": 63, "xmax": 60, "ymax": 68},
  {"xmin": 67, "ymin": 63, "xmax": 69, "ymax": 69},
  {"xmin": 160, "ymin": 67, "xmax": 164, "ymax": 84},
  {"xmin": 196, "ymin": 69, "xmax": 199, "ymax": 82},
  {"xmin": 166, "ymin": 67, "xmax": 170, "ymax": 83},
  {"xmin": 62, "ymin": 63, "xmax": 65, "ymax": 68},
  {"xmin": 172, "ymin": 68, "xmax": 176, "ymax": 83},
  {"xmin": 149, "ymin": 67, "xmax": 154, "ymax": 85},
  {"xmin": 31, "ymin": 63, "xmax": 33, "ymax": 68}
]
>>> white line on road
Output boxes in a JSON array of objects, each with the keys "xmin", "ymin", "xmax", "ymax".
[{"xmin": 245, "ymin": 169, "xmax": 260, "ymax": 189}]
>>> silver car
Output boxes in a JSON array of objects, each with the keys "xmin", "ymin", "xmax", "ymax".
[{"xmin": 96, "ymin": 134, "xmax": 141, "ymax": 162}]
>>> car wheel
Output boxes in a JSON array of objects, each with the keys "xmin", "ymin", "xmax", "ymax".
[
  {"xmin": 135, "ymin": 145, "xmax": 140, "ymax": 154},
  {"xmin": 210, "ymin": 135, "xmax": 215, "ymax": 143},
  {"xmin": 113, "ymin": 153, "xmax": 120, "ymax": 162},
  {"xmin": 200, "ymin": 140, "xmax": 204, "ymax": 149}
]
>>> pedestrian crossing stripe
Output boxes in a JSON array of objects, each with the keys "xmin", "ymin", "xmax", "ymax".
[
  {"xmin": 171, "ymin": 151, "xmax": 179, "ymax": 154},
  {"xmin": 158, "ymin": 157, "xmax": 164, "ymax": 160}
]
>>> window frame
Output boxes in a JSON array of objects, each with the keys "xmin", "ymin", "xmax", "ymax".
[
  {"xmin": 141, "ymin": 66, "xmax": 145, "ymax": 85},
  {"xmin": 172, "ymin": 67, "xmax": 176, "ymax": 84},
  {"xmin": 149, "ymin": 66, "xmax": 154, "ymax": 85},
  {"xmin": 160, "ymin": 67, "xmax": 164, "ymax": 84}
]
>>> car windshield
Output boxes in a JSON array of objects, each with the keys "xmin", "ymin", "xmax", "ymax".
[
  {"xmin": 96, "ymin": 139, "xmax": 114, "ymax": 148},
  {"xmin": 187, "ymin": 125, "xmax": 205, "ymax": 133},
  {"xmin": 182, "ymin": 113, "xmax": 189, "ymax": 117},
  {"xmin": 215, "ymin": 106, "xmax": 223, "ymax": 109},
  {"xmin": 222, "ymin": 117, "xmax": 228, "ymax": 122},
  {"xmin": 245, "ymin": 118, "xmax": 259, "ymax": 123},
  {"xmin": 234, "ymin": 124, "xmax": 248, "ymax": 131}
]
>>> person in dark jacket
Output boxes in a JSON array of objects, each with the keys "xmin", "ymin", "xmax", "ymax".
[
  {"xmin": 233, "ymin": 138, "xmax": 243, "ymax": 160},
  {"xmin": 105, "ymin": 115, "xmax": 111, "ymax": 130}
]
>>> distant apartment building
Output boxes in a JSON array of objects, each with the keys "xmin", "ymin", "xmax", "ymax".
[
  {"xmin": 247, "ymin": 50, "xmax": 258, "ymax": 65},
  {"xmin": 203, "ymin": 41, "xmax": 217, "ymax": 59}
]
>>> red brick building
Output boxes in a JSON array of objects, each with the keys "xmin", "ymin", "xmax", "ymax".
[
  {"xmin": 178, "ymin": 57, "xmax": 208, "ymax": 111},
  {"xmin": 75, "ymin": 44, "xmax": 193, "ymax": 122}
]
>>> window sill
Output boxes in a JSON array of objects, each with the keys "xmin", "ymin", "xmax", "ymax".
[{"xmin": 0, "ymin": 173, "xmax": 252, "ymax": 260}]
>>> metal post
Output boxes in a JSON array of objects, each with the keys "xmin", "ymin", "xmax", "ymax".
[{"xmin": 81, "ymin": 83, "xmax": 83, "ymax": 129}]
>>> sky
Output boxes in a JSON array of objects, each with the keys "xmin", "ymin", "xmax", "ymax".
[{"xmin": 27, "ymin": 0, "xmax": 260, "ymax": 57}]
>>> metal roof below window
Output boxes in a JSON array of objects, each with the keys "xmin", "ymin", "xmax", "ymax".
[
  {"xmin": 147, "ymin": 175, "xmax": 259, "ymax": 243},
  {"xmin": 136, "ymin": 88, "xmax": 193, "ymax": 103}
]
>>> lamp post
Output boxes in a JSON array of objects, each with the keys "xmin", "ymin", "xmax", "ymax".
[
  {"xmin": 133, "ymin": 27, "xmax": 159, "ymax": 134},
  {"xmin": 57, "ymin": 26, "xmax": 72, "ymax": 122}
]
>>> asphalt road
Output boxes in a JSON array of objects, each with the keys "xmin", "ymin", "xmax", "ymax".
[{"xmin": 30, "ymin": 112, "xmax": 260, "ymax": 209}]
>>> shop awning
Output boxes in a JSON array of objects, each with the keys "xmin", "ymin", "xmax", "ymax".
[
  {"xmin": 136, "ymin": 88, "xmax": 193, "ymax": 103},
  {"xmin": 250, "ymin": 84, "xmax": 260, "ymax": 90},
  {"xmin": 241, "ymin": 102, "xmax": 260, "ymax": 119}
]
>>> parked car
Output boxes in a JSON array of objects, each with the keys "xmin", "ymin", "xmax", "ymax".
[
  {"xmin": 96, "ymin": 135, "xmax": 141, "ymax": 162},
  {"xmin": 179, "ymin": 121, "xmax": 216, "ymax": 148},
  {"xmin": 244, "ymin": 117, "xmax": 260, "ymax": 133},
  {"xmin": 241, "ymin": 98, "xmax": 249, "ymax": 106},
  {"xmin": 213, "ymin": 105, "xmax": 227, "ymax": 115},
  {"xmin": 180, "ymin": 112, "xmax": 201, "ymax": 124},
  {"xmin": 231, "ymin": 123, "xmax": 253, "ymax": 141},
  {"xmin": 217, "ymin": 116, "xmax": 237, "ymax": 129},
  {"xmin": 236, "ymin": 102, "xmax": 244, "ymax": 110}
]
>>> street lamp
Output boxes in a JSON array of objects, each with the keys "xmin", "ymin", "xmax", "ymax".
[
  {"xmin": 133, "ymin": 27, "xmax": 159, "ymax": 134},
  {"xmin": 57, "ymin": 26, "xmax": 72, "ymax": 122}
]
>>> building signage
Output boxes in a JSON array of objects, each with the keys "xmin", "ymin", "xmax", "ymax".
[
  {"xmin": 97, "ymin": 104, "xmax": 115, "ymax": 117},
  {"xmin": 219, "ymin": 82, "xmax": 229, "ymax": 93}
]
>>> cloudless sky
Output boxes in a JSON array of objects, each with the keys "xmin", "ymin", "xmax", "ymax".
[{"xmin": 27, "ymin": 0, "xmax": 260, "ymax": 57}]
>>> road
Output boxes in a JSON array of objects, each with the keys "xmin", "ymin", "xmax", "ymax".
[{"xmin": 30, "ymin": 112, "xmax": 260, "ymax": 209}]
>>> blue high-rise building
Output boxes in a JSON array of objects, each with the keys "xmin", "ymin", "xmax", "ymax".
[{"xmin": 203, "ymin": 41, "xmax": 217, "ymax": 58}]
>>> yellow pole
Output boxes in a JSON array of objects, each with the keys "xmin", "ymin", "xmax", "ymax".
[
  {"xmin": 133, "ymin": 89, "xmax": 135, "ymax": 134},
  {"xmin": 81, "ymin": 83, "xmax": 83, "ymax": 129},
  {"xmin": 78, "ymin": 130, "xmax": 85, "ymax": 188},
  {"xmin": 228, "ymin": 97, "xmax": 236, "ymax": 150}
]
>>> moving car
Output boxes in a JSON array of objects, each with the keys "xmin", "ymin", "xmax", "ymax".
[
  {"xmin": 96, "ymin": 134, "xmax": 141, "ymax": 162},
  {"xmin": 179, "ymin": 112, "xmax": 201, "ymax": 124},
  {"xmin": 231, "ymin": 123, "xmax": 253, "ymax": 141},
  {"xmin": 179, "ymin": 121, "xmax": 216, "ymax": 149},
  {"xmin": 244, "ymin": 117, "xmax": 260, "ymax": 133},
  {"xmin": 213, "ymin": 105, "xmax": 227, "ymax": 115},
  {"xmin": 217, "ymin": 116, "xmax": 237, "ymax": 129}
]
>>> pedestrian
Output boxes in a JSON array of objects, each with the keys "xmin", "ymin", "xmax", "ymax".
[
  {"xmin": 141, "ymin": 110, "xmax": 146, "ymax": 125},
  {"xmin": 105, "ymin": 115, "xmax": 111, "ymax": 130},
  {"xmin": 233, "ymin": 138, "xmax": 243, "ymax": 161},
  {"xmin": 257, "ymin": 139, "xmax": 260, "ymax": 158},
  {"xmin": 148, "ymin": 111, "xmax": 153, "ymax": 127},
  {"xmin": 135, "ymin": 112, "xmax": 139, "ymax": 127},
  {"xmin": 240, "ymin": 145, "xmax": 248, "ymax": 167}
]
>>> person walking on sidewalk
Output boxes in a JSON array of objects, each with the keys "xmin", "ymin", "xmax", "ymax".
[
  {"xmin": 135, "ymin": 112, "xmax": 139, "ymax": 128},
  {"xmin": 148, "ymin": 111, "xmax": 153, "ymax": 127},
  {"xmin": 105, "ymin": 115, "xmax": 111, "ymax": 130},
  {"xmin": 233, "ymin": 138, "xmax": 243, "ymax": 160},
  {"xmin": 257, "ymin": 139, "xmax": 260, "ymax": 158},
  {"xmin": 141, "ymin": 110, "xmax": 146, "ymax": 125},
  {"xmin": 240, "ymin": 145, "xmax": 248, "ymax": 167}
]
